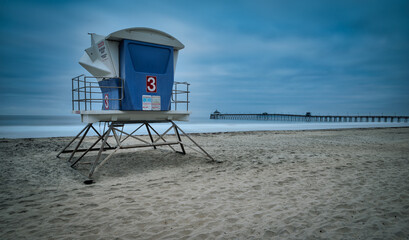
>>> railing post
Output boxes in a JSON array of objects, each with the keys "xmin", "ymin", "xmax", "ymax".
[
  {"xmin": 84, "ymin": 77, "xmax": 87, "ymax": 111},
  {"xmin": 89, "ymin": 82, "xmax": 92, "ymax": 110},
  {"xmin": 175, "ymin": 83, "xmax": 178, "ymax": 111},
  {"xmin": 187, "ymin": 83, "xmax": 189, "ymax": 111},
  {"xmin": 72, "ymin": 77, "xmax": 74, "ymax": 111},
  {"xmin": 77, "ymin": 76, "xmax": 80, "ymax": 111}
]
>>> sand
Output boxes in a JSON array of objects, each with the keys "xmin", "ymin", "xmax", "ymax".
[{"xmin": 1, "ymin": 127, "xmax": 409, "ymax": 239}]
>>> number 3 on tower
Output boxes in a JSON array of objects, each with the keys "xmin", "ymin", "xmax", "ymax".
[{"xmin": 146, "ymin": 76, "xmax": 157, "ymax": 93}]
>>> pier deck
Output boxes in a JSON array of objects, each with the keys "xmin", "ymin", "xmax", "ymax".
[{"xmin": 210, "ymin": 112, "xmax": 409, "ymax": 123}]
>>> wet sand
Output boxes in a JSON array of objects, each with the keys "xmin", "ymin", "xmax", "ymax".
[{"xmin": 1, "ymin": 127, "xmax": 409, "ymax": 239}]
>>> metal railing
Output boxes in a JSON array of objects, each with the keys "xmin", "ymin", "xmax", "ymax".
[
  {"xmin": 72, "ymin": 75, "xmax": 124, "ymax": 111},
  {"xmin": 72, "ymin": 75, "xmax": 190, "ymax": 111},
  {"xmin": 172, "ymin": 81, "xmax": 190, "ymax": 111}
]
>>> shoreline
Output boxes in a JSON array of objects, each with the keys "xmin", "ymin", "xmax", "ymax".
[
  {"xmin": 1, "ymin": 125, "xmax": 409, "ymax": 140},
  {"xmin": 1, "ymin": 127, "xmax": 409, "ymax": 239}
]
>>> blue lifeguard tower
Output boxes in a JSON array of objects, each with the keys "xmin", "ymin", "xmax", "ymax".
[{"xmin": 58, "ymin": 28, "xmax": 214, "ymax": 179}]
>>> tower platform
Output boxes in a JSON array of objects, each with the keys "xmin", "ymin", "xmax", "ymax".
[{"xmin": 75, "ymin": 110, "xmax": 190, "ymax": 123}]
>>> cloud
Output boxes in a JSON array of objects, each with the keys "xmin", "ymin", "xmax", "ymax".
[{"xmin": 0, "ymin": 0, "xmax": 408, "ymax": 117}]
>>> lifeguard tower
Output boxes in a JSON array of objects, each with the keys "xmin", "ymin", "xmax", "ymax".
[{"xmin": 58, "ymin": 27, "xmax": 214, "ymax": 179}]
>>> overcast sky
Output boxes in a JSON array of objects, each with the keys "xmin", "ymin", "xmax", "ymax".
[{"xmin": 1, "ymin": 0, "xmax": 408, "ymax": 118}]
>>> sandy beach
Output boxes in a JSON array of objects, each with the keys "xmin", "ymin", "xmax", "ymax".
[{"xmin": 1, "ymin": 127, "xmax": 409, "ymax": 239}]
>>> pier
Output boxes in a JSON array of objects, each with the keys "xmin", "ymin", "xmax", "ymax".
[{"xmin": 210, "ymin": 111, "xmax": 409, "ymax": 123}]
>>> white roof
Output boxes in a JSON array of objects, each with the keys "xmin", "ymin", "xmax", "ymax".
[{"xmin": 106, "ymin": 27, "xmax": 185, "ymax": 50}]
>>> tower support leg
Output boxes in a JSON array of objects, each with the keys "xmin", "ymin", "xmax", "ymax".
[
  {"xmin": 57, "ymin": 123, "xmax": 92, "ymax": 158},
  {"xmin": 59, "ymin": 120, "xmax": 216, "ymax": 180}
]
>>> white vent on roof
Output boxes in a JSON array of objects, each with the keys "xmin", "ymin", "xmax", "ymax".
[{"xmin": 79, "ymin": 33, "xmax": 119, "ymax": 78}]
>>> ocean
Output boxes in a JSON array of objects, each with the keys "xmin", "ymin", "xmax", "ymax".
[{"xmin": 0, "ymin": 115, "xmax": 408, "ymax": 139}]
